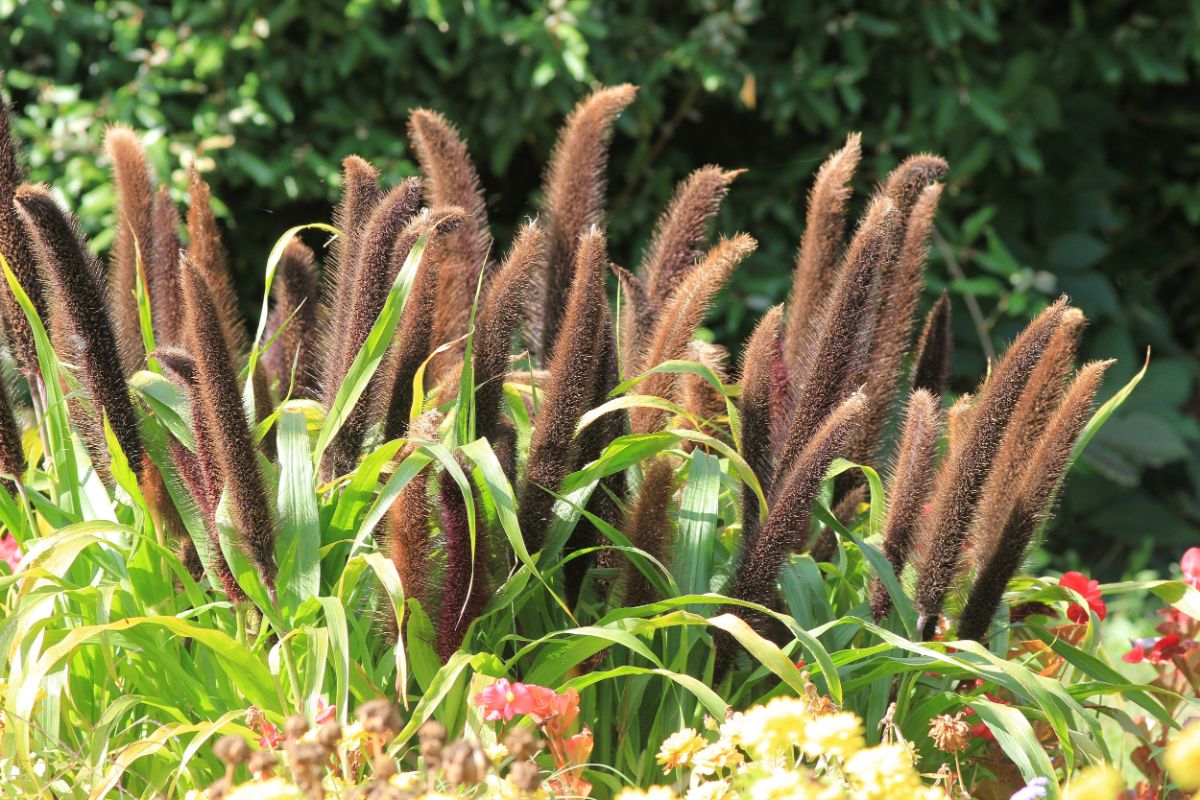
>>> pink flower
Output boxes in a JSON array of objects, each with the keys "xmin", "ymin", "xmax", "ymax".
[
  {"xmin": 1059, "ymin": 571, "xmax": 1106, "ymax": 624},
  {"xmin": 315, "ymin": 696, "xmax": 336, "ymax": 725},
  {"xmin": 1181, "ymin": 547, "xmax": 1200, "ymax": 590},
  {"xmin": 0, "ymin": 533, "xmax": 20, "ymax": 572},
  {"xmin": 475, "ymin": 679, "xmax": 549, "ymax": 722}
]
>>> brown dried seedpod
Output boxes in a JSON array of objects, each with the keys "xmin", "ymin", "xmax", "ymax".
[
  {"xmin": 104, "ymin": 125, "xmax": 157, "ymax": 374},
  {"xmin": 783, "ymin": 133, "xmax": 862, "ymax": 374},
  {"xmin": 619, "ymin": 456, "xmax": 676, "ymax": 607},
  {"xmin": 0, "ymin": 86, "xmax": 50, "ymax": 377},
  {"xmin": 738, "ymin": 305, "xmax": 783, "ymax": 551},
  {"xmin": 870, "ymin": 390, "xmax": 942, "ymax": 621},
  {"xmin": 775, "ymin": 197, "xmax": 897, "ymax": 479},
  {"xmin": 533, "ymin": 84, "xmax": 636, "ymax": 360},
  {"xmin": 970, "ymin": 308, "xmax": 1084, "ymax": 566},
  {"xmin": 851, "ymin": 182, "xmax": 944, "ymax": 467},
  {"xmin": 181, "ymin": 262, "xmax": 277, "ymax": 591},
  {"xmin": 147, "ymin": 187, "xmax": 183, "ymax": 346},
  {"xmin": 637, "ymin": 166, "xmax": 743, "ymax": 335},
  {"xmin": 408, "ymin": 109, "xmax": 492, "ymax": 381},
  {"xmin": 470, "ymin": 223, "xmax": 542, "ymax": 447},
  {"xmin": 718, "ymin": 393, "xmax": 866, "ymax": 667},
  {"xmin": 15, "ymin": 186, "xmax": 143, "ymax": 475},
  {"xmin": 910, "ymin": 292, "xmax": 952, "ymax": 398},
  {"xmin": 958, "ymin": 360, "xmax": 1111, "ymax": 641},
  {"xmin": 629, "ymin": 234, "xmax": 755, "ymax": 435},
  {"xmin": 187, "ymin": 169, "xmax": 247, "ymax": 358},
  {"xmin": 519, "ymin": 228, "xmax": 609, "ymax": 551},
  {"xmin": 913, "ymin": 298, "xmax": 1068, "ymax": 639},
  {"xmin": 263, "ymin": 239, "xmax": 320, "ymax": 399}
]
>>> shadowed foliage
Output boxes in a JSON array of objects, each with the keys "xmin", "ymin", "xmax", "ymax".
[{"xmin": 533, "ymin": 84, "xmax": 636, "ymax": 361}]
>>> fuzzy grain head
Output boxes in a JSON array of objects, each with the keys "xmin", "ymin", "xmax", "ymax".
[
  {"xmin": 911, "ymin": 292, "xmax": 953, "ymax": 397},
  {"xmin": 263, "ymin": 239, "xmax": 320, "ymax": 399},
  {"xmin": 436, "ymin": 467, "xmax": 489, "ymax": 662},
  {"xmin": 913, "ymin": 298, "xmax": 1068, "ymax": 638},
  {"xmin": 15, "ymin": 185, "xmax": 143, "ymax": 476},
  {"xmin": 776, "ymin": 197, "xmax": 897, "ymax": 479},
  {"xmin": 187, "ymin": 169, "xmax": 246, "ymax": 358},
  {"xmin": 181, "ymin": 263, "xmax": 276, "ymax": 589},
  {"xmin": 970, "ymin": 308, "xmax": 1085, "ymax": 564},
  {"xmin": 870, "ymin": 389, "xmax": 942, "ymax": 620},
  {"xmin": 409, "ymin": 109, "xmax": 492, "ymax": 379},
  {"xmin": 534, "ymin": 84, "xmax": 636, "ymax": 360},
  {"xmin": 678, "ymin": 339, "xmax": 730, "ymax": 446},
  {"xmin": 105, "ymin": 125, "xmax": 156, "ymax": 374},
  {"xmin": 0, "ymin": 86, "xmax": 49, "ymax": 376},
  {"xmin": 630, "ymin": 233, "xmax": 755, "ymax": 435},
  {"xmin": 639, "ymin": 166, "xmax": 743, "ymax": 331},
  {"xmin": 784, "ymin": 132, "xmax": 862, "ymax": 374},
  {"xmin": 320, "ymin": 157, "xmax": 381, "ymax": 374},
  {"xmin": 519, "ymin": 227, "xmax": 609, "ymax": 551},
  {"xmin": 958, "ymin": 359, "xmax": 1111, "ymax": 641},
  {"xmin": 471, "ymin": 222, "xmax": 543, "ymax": 446},
  {"xmin": 147, "ymin": 187, "xmax": 183, "ymax": 346},
  {"xmin": 738, "ymin": 305, "xmax": 783, "ymax": 547},
  {"xmin": 719, "ymin": 392, "xmax": 866, "ymax": 663},
  {"xmin": 851, "ymin": 183, "xmax": 944, "ymax": 466},
  {"xmin": 0, "ymin": 378, "xmax": 25, "ymax": 479},
  {"xmin": 880, "ymin": 154, "xmax": 949, "ymax": 219},
  {"xmin": 620, "ymin": 457, "xmax": 677, "ymax": 607}
]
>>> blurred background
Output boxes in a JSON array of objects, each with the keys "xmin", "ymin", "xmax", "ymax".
[{"xmin": 2, "ymin": 0, "xmax": 1197, "ymax": 575}]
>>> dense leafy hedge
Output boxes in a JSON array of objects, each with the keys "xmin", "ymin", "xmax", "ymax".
[{"xmin": 2, "ymin": 0, "xmax": 1198, "ymax": 570}]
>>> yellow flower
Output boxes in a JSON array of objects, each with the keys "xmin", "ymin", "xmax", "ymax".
[
  {"xmin": 685, "ymin": 780, "xmax": 736, "ymax": 800},
  {"xmin": 390, "ymin": 772, "xmax": 423, "ymax": 791},
  {"xmin": 843, "ymin": 744, "xmax": 922, "ymax": 800},
  {"xmin": 1062, "ymin": 764, "xmax": 1122, "ymax": 800},
  {"xmin": 615, "ymin": 788, "xmax": 679, "ymax": 800},
  {"xmin": 739, "ymin": 697, "xmax": 811, "ymax": 756},
  {"xmin": 748, "ymin": 769, "xmax": 820, "ymax": 800},
  {"xmin": 225, "ymin": 778, "xmax": 305, "ymax": 800},
  {"xmin": 801, "ymin": 711, "xmax": 865, "ymax": 760},
  {"xmin": 718, "ymin": 711, "xmax": 746, "ymax": 748},
  {"xmin": 1166, "ymin": 723, "xmax": 1200, "ymax": 790},
  {"xmin": 486, "ymin": 742, "xmax": 510, "ymax": 762},
  {"xmin": 692, "ymin": 740, "xmax": 744, "ymax": 776},
  {"xmin": 657, "ymin": 728, "xmax": 707, "ymax": 771}
]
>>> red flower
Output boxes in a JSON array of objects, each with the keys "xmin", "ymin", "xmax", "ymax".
[
  {"xmin": 1059, "ymin": 571, "xmax": 1106, "ymax": 624},
  {"xmin": 1181, "ymin": 547, "xmax": 1200, "ymax": 590},
  {"xmin": 257, "ymin": 720, "xmax": 281, "ymax": 749},
  {"xmin": 1125, "ymin": 635, "xmax": 1190, "ymax": 665},
  {"xmin": 0, "ymin": 533, "xmax": 21, "ymax": 572}
]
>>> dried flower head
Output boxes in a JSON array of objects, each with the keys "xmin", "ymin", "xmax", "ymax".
[{"xmin": 928, "ymin": 713, "xmax": 970, "ymax": 754}]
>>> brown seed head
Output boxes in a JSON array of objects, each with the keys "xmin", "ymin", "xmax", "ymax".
[
  {"xmin": 929, "ymin": 713, "xmax": 970, "ymax": 754},
  {"xmin": 443, "ymin": 739, "xmax": 490, "ymax": 787},
  {"xmin": 104, "ymin": 125, "xmax": 156, "ymax": 374},
  {"xmin": 213, "ymin": 734, "xmax": 250, "ymax": 766}
]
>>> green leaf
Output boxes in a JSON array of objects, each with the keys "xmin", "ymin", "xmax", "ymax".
[{"xmin": 276, "ymin": 406, "xmax": 320, "ymax": 612}]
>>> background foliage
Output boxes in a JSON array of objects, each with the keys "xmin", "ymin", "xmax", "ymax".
[{"xmin": 1, "ymin": 0, "xmax": 1198, "ymax": 573}]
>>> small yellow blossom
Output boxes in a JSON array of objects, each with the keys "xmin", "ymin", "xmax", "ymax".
[
  {"xmin": 225, "ymin": 778, "xmax": 305, "ymax": 800},
  {"xmin": 615, "ymin": 787, "xmax": 679, "ymax": 800},
  {"xmin": 801, "ymin": 711, "xmax": 865, "ymax": 760},
  {"xmin": 739, "ymin": 697, "xmax": 811, "ymax": 756},
  {"xmin": 748, "ymin": 769, "xmax": 819, "ymax": 800},
  {"xmin": 718, "ymin": 711, "xmax": 746, "ymax": 748},
  {"xmin": 1062, "ymin": 764, "xmax": 1123, "ymax": 800},
  {"xmin": 692, "ymin": 740, "xmax": 744, "ymax": 776},
  {"xmin": 1166, "ymin": 722, "xmax": 1200, "ymax": 790},
  {"xmin": 844, "ymin": 744, "xmax": 921, "ymax": 800},
  {"xmin": 486, "ymin": 742, "xmax": 510, "ymax": 762},
  {"xmin": 657, "ymin": 728, "xmax": 707, "ymax": 771},
  {"xmin": 390, "ymin": 772, "xmax": 422, "ymax": 792},
  {"xmin": 685, "ymin": 779, "xmax": 736, "ymax": 800}
]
